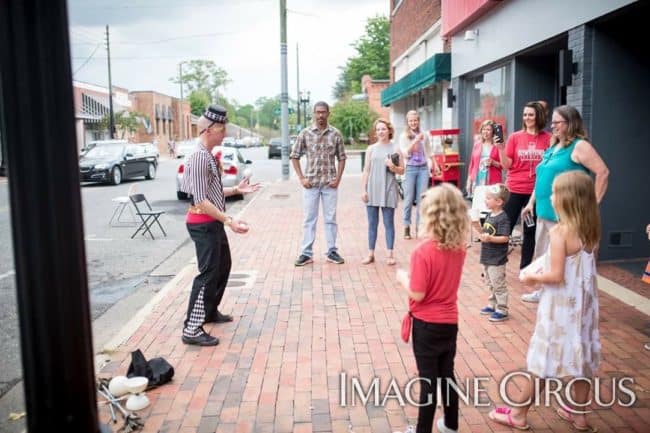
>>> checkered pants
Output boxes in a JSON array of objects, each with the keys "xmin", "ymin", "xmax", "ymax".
[
  {"xmin": 183, "ymin": 287, "xmax": 206, "ymax": 337},
  {"xmin": 183, "ymin": 221, "xmax": 232, "ymax": 337}
]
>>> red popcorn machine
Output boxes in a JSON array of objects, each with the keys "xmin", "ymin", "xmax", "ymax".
[{"xmin": 429, "ymin": 128, "xmax": 464, "ymax": 188}]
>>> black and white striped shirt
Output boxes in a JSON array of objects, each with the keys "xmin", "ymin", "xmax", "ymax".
[{"xmin": 180, "ymin": 144, "xmax": 225, "ymax": 211}]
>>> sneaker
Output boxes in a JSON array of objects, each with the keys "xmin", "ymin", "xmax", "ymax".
[
  {"xmin": 404, "ymin": 226, "xmax": 411, "ymax": 240},
  {"xmin": 182, "ymin": 328, "xmax": 219, "ymax": 346},
  {"xmin": 480, "ymin": 306, "xmax": 495, "ymax": 315},
  {"xmin": 326, "ymin": 251, "xmax": 345, "ymax": 264},
  {"xmin": 294, "ymin": 254, "xmax": 313, "ymax": 267},
  {"xmin": 521, "ymin": 290, "xmax": 540, "ymax": 303},
  {"xmin": 436, "ymin": 417, "xmax": 458, "ymax": 433},
  {"xmin": 489, "ymin": 311, "xmax": 509, "ymax": 322}
]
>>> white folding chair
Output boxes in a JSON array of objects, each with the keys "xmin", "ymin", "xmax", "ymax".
[{"xmin": 109, "ymin": 184, "xmax": 137, "ymax": 226}]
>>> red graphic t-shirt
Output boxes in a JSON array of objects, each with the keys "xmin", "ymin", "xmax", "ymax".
[
  {"xmin": 504, "ymin": 130, "xmax": 551, "ymax": 194},
  {"xmin": 409, "ymin": 240, "xmax": 466, "ymax": 324}
]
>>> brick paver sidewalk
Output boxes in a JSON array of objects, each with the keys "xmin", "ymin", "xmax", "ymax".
[{"xmin": 99, "ymin": 175, "xmax": 650, "ymax": 433}]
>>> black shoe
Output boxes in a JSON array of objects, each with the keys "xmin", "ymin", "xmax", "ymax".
[
  {"xmin": 294, "ymin": 254, "xmax": 313, "ymax": 267},
  {"xmin": 205, "ymin": 311, "xmax": 233, "ymax": 324},
  {"xmin": 182, "ymin": 330, "xmax": 219, "ymax": 346},
  {"xmin": 326, "ymin": 251, "xmax": 344, "ymax": 264}
]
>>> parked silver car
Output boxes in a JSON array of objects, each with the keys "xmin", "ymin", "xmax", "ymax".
[
  {"xmin": 176, "ymin": 145, "xmax": 252, "ymax": 200},
  {"xmin": 175, "ymin": 140, "xmax": 199, "ymax": 158}
]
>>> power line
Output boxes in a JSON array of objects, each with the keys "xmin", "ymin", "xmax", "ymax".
[
  {"xmin": 69, "ymin": 30, "xmax": 234, "ymax": 45},
  {"xmin": 75, "ymin": 0, "xmax": 271, "ymax": 10},
  {"xmin": 73, "ymin": 43, "xmax": 102, "ymax": 75},
  {"xmin": 71, "ymin": 55, "xmax": 217, "ymax": 60}
]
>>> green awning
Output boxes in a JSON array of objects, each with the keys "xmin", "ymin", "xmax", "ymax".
[{"xmin": 381, "ymin": 53, "xmax": 451, "ymax": 106}]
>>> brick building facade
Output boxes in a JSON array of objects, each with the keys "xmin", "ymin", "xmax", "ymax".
[
  {"xmin": 72, "ymin": 81, "xmax": 132, "ymax": 152},
  {"xmin": 361, "ymin": 75, "xmax": 390, "ymax": 120},
  {"xmin": 129, "ymin": 91, "xmax": 190, "ymax": 155},
  {"xmin": 72, "ymin": 82, "xmax": 191, "ymax": 155},
  {"xmin": 382, "ymin": 0, "xmax": 451, "ymax": 136},
  {"xmin": 389, "ymin": 0, "xmax": 441, "ymax": 82}
]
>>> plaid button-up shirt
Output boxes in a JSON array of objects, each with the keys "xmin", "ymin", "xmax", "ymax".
[
  {"xmin": 180, "ymin": 144, "xmax": 225, "ymax": 211},
  {"xmin": 290, "ymin": 124, "xmax": 346, "ymax": 187}
]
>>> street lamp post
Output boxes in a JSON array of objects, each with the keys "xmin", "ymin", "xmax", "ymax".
[
  {"xmin": 299, "ymin": 91, "xmax": 310, "ymax": 127},
  {"xmin": 179, "ymin": 61, "xmax": 186, "ymax": 140}
]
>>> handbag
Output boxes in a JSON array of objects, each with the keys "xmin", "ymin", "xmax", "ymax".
[
  {"xmin": 387, "ymin": 152, "xmax": 401, "ymax": 173},
  {"xmin": 401, "ymin": 312, "xmax": 412, "ymax": 343},
  {"xmin": 127, "ymin": 349, "xmax": 175, "ymax": 389}
]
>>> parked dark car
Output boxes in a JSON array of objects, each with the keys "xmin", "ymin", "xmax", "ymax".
[
  {"xmin": 79, "ymin": 143, "xmax": 157, "ymax": 185},
  {"xmin": 268, "ymin": 136, "xmax": 295, "ymax": 159},
  {"xmin": 268, "ymin": 138, "xmax": 282, "ymax": 158}
]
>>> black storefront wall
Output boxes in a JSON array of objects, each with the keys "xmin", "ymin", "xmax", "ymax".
[
  {"xmin": 586, "ymin": 1, "xmax": 650, "ymax": 260},
  {"xmin": 0, "ymin": 1, "xmax": 100, "ymax": 432}
]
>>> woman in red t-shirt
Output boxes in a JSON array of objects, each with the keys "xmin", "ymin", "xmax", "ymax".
[
  {"xmin": 496, "ymin": 101, "xmax": 551, "ymax": 269},
  {"xmin": 397, "ymin": 183, "xmax": 468, "ymax": 433}
]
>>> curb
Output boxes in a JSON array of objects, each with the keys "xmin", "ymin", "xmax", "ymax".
[
  {"xmin": 94, "ymin": 263, "xmax": 196, "ymax": 371},
  {"xmin": 597, "ymin": 274, "xmax": 650, "ymax": 316}
]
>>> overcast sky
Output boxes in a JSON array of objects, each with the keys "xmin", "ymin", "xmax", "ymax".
[{"xmin": 68, "ymin": 0, "xmax": 388, "ymax": 107}]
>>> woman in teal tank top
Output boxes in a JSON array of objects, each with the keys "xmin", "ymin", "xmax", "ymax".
[
  {"xmin": 534, "ymin": 137, "xmax": 587, "ymax": 222},
  {"xmin": 520, "ymin": 105, "xmax": 609, "ymax": 302}
]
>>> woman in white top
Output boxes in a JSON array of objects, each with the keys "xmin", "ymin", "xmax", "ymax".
[{"xmin": 399, "ymin": 110, "xmax": 441, "ymax": 239}]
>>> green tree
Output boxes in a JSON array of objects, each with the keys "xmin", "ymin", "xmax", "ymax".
[
  {"xmin": 255, "ymin": 96, "xmax": 281, "ymax": 130},
  {"xmin": 188, "ymin": 90, "xmax": 211, "ymax": 116},
  {"xmin": 99, "ymin": 111, "xmax": 149, "ymax": 139},
  {"xmin": 170, "ymin": 60, "xmax": 231, "ymax": 102},
  {"xmin": 234, "ymin": 104, "xmax": 255, "ymax": 128},
  {"xmin": 333, "ymin": 15, "xmax": 389, "ymax": 99},
  {"xmin": 328, "ymin": 99, "xmax": 378, "ymax": 144}
]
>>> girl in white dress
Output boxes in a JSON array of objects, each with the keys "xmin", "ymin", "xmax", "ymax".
[{"xmin": 488, "ymin": 170, "xmax": 601, "ymax": 432}]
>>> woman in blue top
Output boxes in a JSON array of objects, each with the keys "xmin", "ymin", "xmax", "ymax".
[{"xmin": 520, "ymin": 105, "xmax": 609, "ymax": 303}]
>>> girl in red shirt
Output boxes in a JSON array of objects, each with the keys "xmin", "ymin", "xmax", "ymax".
[{"xmin": 398, "ymin": 183, "xmax": 469, "ymax": 433}]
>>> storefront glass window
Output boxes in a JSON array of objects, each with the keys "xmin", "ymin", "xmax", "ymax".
[{"xmin": 468, "ymin": 64, "xmax": 512, "ymax": 143}]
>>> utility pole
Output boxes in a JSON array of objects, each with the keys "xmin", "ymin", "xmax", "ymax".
[
  {"xmin": 296, "ymin": 44, "xmax": 300, "ymax": 131},
  {"xmin": 105, "ymin": 25, "xmax": 115, "ymax": 139},
  {"xmin": 179, "ymin": 62, "xmax": 185, "ymax": 140},
  {"xmin": 279, "ymin": 0, "xmax": 289, "ymax": 180}
]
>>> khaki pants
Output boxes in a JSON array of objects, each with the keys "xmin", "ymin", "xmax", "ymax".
[
  {"xmin": 484, "ymin": 264, "xmax": 508, "ymax": 314},
  {"xmin": 533, "ymin": 218, "xmax": 557, "ymax": 260}
]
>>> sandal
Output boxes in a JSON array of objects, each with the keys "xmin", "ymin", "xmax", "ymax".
[
  {"xmin": 361, "ymin": 255, "xmax": 375, "ymax": 265},
  {"xmin": 557, "ymin": 406, "xmax": 598, "ymax": 432},
  {"xmin": 488, "ymin": 407, "xmax": 530, "ymax": 431},
  {"xmin": 387, "ymin": 257, "xmax": 396, "ymax": 266}
]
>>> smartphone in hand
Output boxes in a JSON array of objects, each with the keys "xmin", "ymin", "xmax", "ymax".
[{"xmin": 493, "ymin": 123, "xmax": 504, "ymax": 144}]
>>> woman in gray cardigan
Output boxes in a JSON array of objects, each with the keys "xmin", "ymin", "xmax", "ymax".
[{"xmin": 361, "ymin": 118, "xmax": 405, "ymax": 265}]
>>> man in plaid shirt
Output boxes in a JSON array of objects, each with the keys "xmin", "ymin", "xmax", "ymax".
[{"xmin": 290, "ymin": 101, "xmax": 346, "ymax": 266}]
